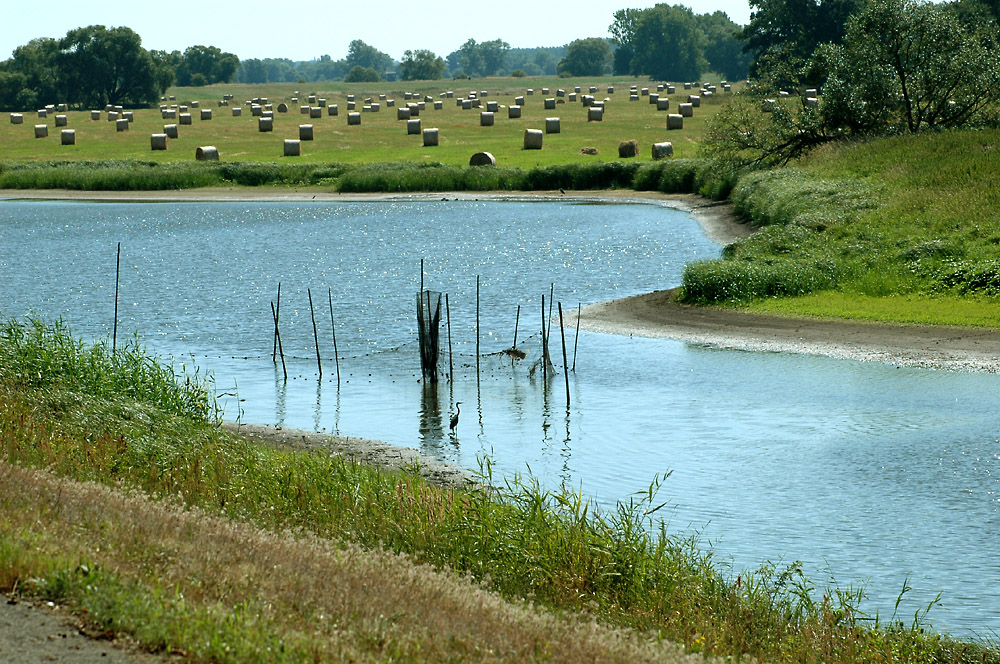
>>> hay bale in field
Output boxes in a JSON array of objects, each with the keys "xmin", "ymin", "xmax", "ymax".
[
  {"xmin": 201, "ymin": 109, "xmax": 212, "ymax": 120},
  {"xmin": 762, "ymin": 99, "xmax": 776, "ymax": 112},
  {"xmin": 446, "ymin": 91, "xmax": 454, "ymax": 98},
  {"xmin": 163, "ymin": 108, "xmax": 176, "ymax": 119},
  {"xmin": 480, "ymin": 111, "xmax": 494, "ymax": 126},
  {"xmin": 544, "ymin": 98, "xmax": 556, "ymax": 110},
  {"xmin": 515, "ymin": 95, "xmax": 525, "ymax": 106},
  {"xmin": 684, "ymin": 83, "xmax": 692, "ymax": 90},
  {"xmin": 630, "ymin": 94, "xmax": 639, "ymax": 102},
  {"xmin": 523, "ymin": 128, "xmax": 543, "ymax": 149},
  {"xmin": 386, "ymin": 99, "xmax": 395, "ymax": 107},
  {"xmin": 91, "ymin": 110, "xmax": 101, "ymax": 120},
  {"xmin": 574, "ymin": 86, "xmax": 582, "ymax": 93},
  {"xmin": 688, "ymin": 95, "xmax": 701, "ymax": 107},
  {"xmin": 11, "ymin": 113, "xmax": 23, "ymax": 124},
  {"xmin": 487, "ymin": 100, "xmax": 499, "ymax": 112},
  {"xmin": 651, "ymin": 142, "xmax": 674, "ymax": 159},
  {"xmin": 37, "ymin": 109, "xmax": 47, "ymax": 118},
  {"xmin": 123, "ymin": 111, "xmax": 134, "ymax": 122},
  {"xmin": 196, "ymin": 146, "xmax": 219, "ymax": 161},
  {"xmin": 587, "ymin": 107, "xmax": 603, "ymax": 122},
  {"xmin": 657, "ymin": 98, "xmax": 670, "ymax": 111},
  {"xmin": 580, "ymin": 146, "xmax": 599, "ymax": 155},
  {"xmin": 398, "ymin": 107, "xmax": 411, "ymax": 120},
  {"xmin": 232, "ymin": 107, "xmax": 242, "ymax": 117},
  {"xmin": 667, "ymin": 85, "xmax": 675, "ymax": 94},
  {"xmin": 116, "ymin": 118, "xmax": 130, "ymax": 132},
  {"xmin": 641, "ymin": 88, "xmax": 649, "ymax": 97},
  {"xmin": 277, "ymin": 103, "xmax": 288, "ymax": 113},
  {"xmin": 308, "ymin": 95, "xmax": 317, "ymax": 104},
  {"xmin": 508, "ymin": 105, "xmax": 521, "ymax": 119},
  {"xmin": 347, "ymin": 94, "xmax": 355, "ymax": 102},
  {"xmin": 34, "ymin": 124, "xmax": 48, "ymax": 138},
  {"xmin": 433, "ymin": 100, "xmax": 443, "ymax": 110},
  {"xmin": 422, "ymin": 128, "xmax": 439, "ymax": 146},
  {"xmin": 723, "ymin": 84, "xmax": 731, "ymax": 92},
  {"xmin": 191, "ymin": 101, "xmax": 200, "ymax": 108},
  {"xmin": 179, "ymin": 113, "xmax": 192, "ymax": 125},
  {"xmin": 328, "ymin": 104, "xmax": 339, "ymax": 116},
  {"xmin": 318, "ymin": 98, "xmax": 327, "ymax": 107},
  {"xmin": 108, "ymin": 111, "xmax": 118, "ymax": 121},
  {"xmin": 779, "ymin": 90, "xmax": 790, "ymax": 97},
  {"xmin": 407, "ymin": 118, "xmax": 421, "ymax": 135},
  {"xmin": 299, "ymin": 124, "xmax": 314, "ymax": 140},
  {"xmin": 259, "ymin": 117, "xmax": 273, "ymax": 132},
  {"xmin": 607, "ymin": 86, "xmax": 614, "ymax": 94},
  {"xmin": 657, "ymin": 84, "xmax": 665, "ymax": 92},
  {"xmin": 61, "ymin": 129, "xmax": 75, "ymax": 145},
  {"xmin": 408, "ymin": 103, "xmax": 420, "ymax": 116},
  {"xmin": 55, "ymin": 115, "xmax": 67, "ymax": 127},
  {"xmin": 589, "ymin": 86, "xmax": 597, "ymax": 93},
  {"xmin": 667, "ymin": 114, "xmax": 683, "ymax": 130},
  {"xmin": 347, "ymin": 112, "xmax": 361, "ymax": 125},
  {"xmin": 526, "ymin": 88, "xmax": 534, "ymax": 95},
  {"xmin": 557, "ymin": 89, "xmax": 565, "ymax": 97},
  {"xmin": 618, "ymin": 140, "xmax": 638, "ymax": 158},
  {"xmin": 283, "ymin": 139, "xmax": 301, "ymax": 156},
  {"xmin": 678, "ymin": 103, "xmax": 693, "ymax": 117},
  {"xmin": 57, "ymin": 103, "xmax": 67, "ymax": 112},
  {"xmin": 417, "ymin": 101, "xmax": 425, "ymax": 111},
  {"xmin": 379, "ymin": 94, "xmax": 387, "ymax": 100},
  {"xmin": 462, "ymin": 99, "xmax": 472, "ymax": 110},
  {"xmin": 582, "ymin": 95, "xmax": 594, "ymax": 107},
  {"xmin": 310, "ymin": 106, "xmax": 322, "ymax": 118},
  {"xmin": 649, "ymin": 93, "xmax": 659, "ymax": 105},
  {"xmin": 804, "ymin": 97, "xmax": 819, "ymax": 109},
  {"xmin": 371, "ymin": 103, "xmax": 381, "ymax": 112},
  {"xmin": 545, "ymin": 117, "xmax": 560, "ymax": 133},
  {"xmin": 179, "ymin": 105, "xmax": 188, "ymax": 113},
  {"xmin": 150, "ymin": 134, "xmax": 167, "ymax": 150},
  {"xmin": 300, "ymin": 105, "xmax": 310, "ymax": 114},
  {"xmin": 164, "ymin": 124, "xmax": 178, "ymax": 138},
  {"xmin": 469, "ymin": 151, "xmax": 496, "ymax": 166}
]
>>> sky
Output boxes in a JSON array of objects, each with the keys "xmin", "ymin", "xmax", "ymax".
[{"xmin": 1, "ymin": 0, "xmax": 752, "ymax": 63}]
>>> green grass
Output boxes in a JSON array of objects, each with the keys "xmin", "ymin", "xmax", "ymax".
[
  {"xmin": 1, "ymin": 317, "xmax": 998, "ymax": 663},
  {"xmin": 0, "ymin": 77, "xmax": 731, "ymax": 169}
]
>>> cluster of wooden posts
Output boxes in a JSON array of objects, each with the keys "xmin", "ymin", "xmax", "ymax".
[{"xmin": 8, "ymin": 78, "xmax": 743, "ymax": 162}]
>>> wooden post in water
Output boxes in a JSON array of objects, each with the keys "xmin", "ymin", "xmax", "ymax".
[
  {"xmin": 572, "ymin": 302, "xmax": 581, "ymax": 372},
  {"xmin": 541, "ymin": 294, "xmax": 547, "ymax": 381},
  {"xmin": 308, "ymin": 288, "xmax": 322, "ymax": 378},
  {"xmin": 476, "ymin": 275, "xmax": 480, "ymax": 379},
  {"xmin": 112, "ymin": 242, "xmax": 120, "ymax": 355},
  {"xmin": 547, "ymin": 282, "xmax": 554, "ymax": 342},
  {"xmin": 420, "ymin": 258, "xmax": 424, "ymax": 293},
  {"xmin": 446, "ymin": 293, "xmax": 454, "ymax": 380},
  {"xmin": 328, "ymin": 288, "xmax": 340, "ymax": 386},
  {"xmin": 272, "ymin": 282, "xmax": 281, "ymax": 363},
  {"xmin": 271, "ymin": 301, "xmax": 287, "ymax": 381},
  {"xmin": 513, "ymin": 304, "xmax": 520, "ymax": 348},
  {"xmin": 558, "ymin": 302, "xmax": 570, "ymax": 406}
]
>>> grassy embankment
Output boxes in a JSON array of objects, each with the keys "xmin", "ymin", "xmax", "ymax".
[{"xmin": 1, "ymin": 319, "xmax": 997, "ymax": 663}]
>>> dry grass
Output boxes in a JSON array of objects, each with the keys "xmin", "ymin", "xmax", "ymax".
[{"xmin": 0, "ymin": 460, "xmax": 703, "ymax": 664}]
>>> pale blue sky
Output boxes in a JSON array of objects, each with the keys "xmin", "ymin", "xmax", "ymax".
[{"xmin": 2, "ymin": 0, "xmax": 752, "ymax": 63}]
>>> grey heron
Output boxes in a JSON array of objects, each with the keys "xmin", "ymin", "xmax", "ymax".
[{"xmin": 450, "ymin": 402, "xmax": 462, "ymax": 433}]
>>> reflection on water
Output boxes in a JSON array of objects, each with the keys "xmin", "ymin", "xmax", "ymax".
[{"xmin": 2, "ymin": 199, "xmax": 999, "ymax": 636}]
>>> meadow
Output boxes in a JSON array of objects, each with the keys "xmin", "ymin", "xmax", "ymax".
[{"xmin": 0, "ymin": 76, "xmax": 728, "ymax": 168}]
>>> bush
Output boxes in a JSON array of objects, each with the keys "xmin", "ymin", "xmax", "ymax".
[
  {"xmin": 511, "ymin": 69, "xmax": 526, "ymax": 77},
  {"xmin": 682, "ymin": 258, "xmax": 841, "ymax": 303}
]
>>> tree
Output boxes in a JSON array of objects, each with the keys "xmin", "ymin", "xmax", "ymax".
[
  {"xmin": 450, "ymin": 38, "xmax": 509, "ymax": 77},
  {"xmin": 609, "ymin": 8, "xmax": 643, "ymax": 74},
  {"xmin": 0, "ymin": 37, "xmax": 62, "ymax": 110},
  {"xmin": 399, "ymin": 49, "xmax": 446, "ymax": 80},
  {"xmin": 175, "ymin": 45, "xmax": 239, "ymax": 86},
  {"xmin": 695, "ymin": 11, "xmax": 750, "ymax": 80},
  {"xmin": 344, "ymin": 65, "xmax": 382, "ymax": 82},
  {"xmin": 630, "ymin": 4, "xmax": 707, "ymax": 81},
  {"xmin": 455, "ymin": 39, "xmax": 485, "ymax": 77},
  {"xmin": 57, "ymin": 26, "xmax": 162, "ymax": 107},
  {"xmin": 558, "ymin": 38, "xmax": 612, "ymax": 77},
  {"xmin": 479, "ymin": 39, "xmax": 510, "ymax": 76},
  {"xmin": 343, "ymin": 40, "xmax": 392, "ymax": 76}
]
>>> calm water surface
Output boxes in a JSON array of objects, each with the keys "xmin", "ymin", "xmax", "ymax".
[{"xmin": 2, "ymin": 199, "xmax": 998, "ymax": 636}]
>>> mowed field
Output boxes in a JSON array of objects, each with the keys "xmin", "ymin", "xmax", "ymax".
[{"xmin": 0, "ymin": 76, "xmax": 735, "ymax": 168}]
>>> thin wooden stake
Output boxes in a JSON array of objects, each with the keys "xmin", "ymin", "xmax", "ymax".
[
  {"xmin": 446, "ymin": 293, "xmax": 454, "ymax": 380},
  {"xmin": 308, "ymin": 288, "xmax": 322, "ymax": 378},
  {"xmin": 475, "ymin": 275, "xmax": 480, "ymax": 379},
  {"xmin": 558, "ymin": 302, "xmax": 570, "ymax": 406},
  {"xmin": 112, "ymin": 242, "xmax": 120, "ymax": 355},
  {"xmin": 512, "ymin": 304, "xmax": 520, "ymax": 348},
  {"xmin": 328, "ymin": 288, "xmax": 340, "ymax": 385},
  {"xmin": 547, "ymin": 282, "xmax": 554, "ymax": 341},
  {"xmin": 541, "ymin": 294, "xmax": 547, "ymax": 381},
  {"xmin": 572, "ymin": 302, "xmax": 581, "ymax": 372},
  {"xmin": 272, "ymin": 282, "xmax": 281, "ymax": 363},
  {"xmin": 271, "ymin": 301, "xmax": 287, "ymax": 381},
  {"xmin": 420, "ymin": 258, "xmax": 424, "ymax": 293}
]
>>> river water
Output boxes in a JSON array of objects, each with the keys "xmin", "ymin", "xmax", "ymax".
[{"xmin": 1, "ymin": 198, "xmax": 997, "ymax": 637}]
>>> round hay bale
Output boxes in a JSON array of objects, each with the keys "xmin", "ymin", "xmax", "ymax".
[
  {"xmin": 310, "ymin": 106, "xmax": 322, "ymax": 119},
  {"xmin": 545, "ymin": 117, "xmax": 560, "ymax": 134},
  {"xmin": 200, "ymin": 109, "xmax": 212, "ymax": 120},
  {"xmin": 57, "ymin": 103, "xmax": 67, "ymax": 112},
  {"xmin": 328, "ymin": 104, "xmax": 339, "ymax": 116},
  {"xmin": 11, "ymin": 113, "xmax": 23, "ymax": 125},
  {"xmin": 371, "ymin": 103, "xmax": 380, "ymax": 112},
  {"xmin": 579, "ymin": 146, "xmax": 599, "ymax": 155},
  {"xmin": 480, "ymin": 111, "xmax": 494, "ymax": 126},
  {"xmin": 162, "ymin": 109, "xmax": 177, "ymax": 119},
  {"xmin": 651, "ymin": 142, "xmax": 674, "ymax": 159},
  {"xmin": 164, "ymin": 124, "xmax": 179, "ymax": 138},
  {"xmin": 589, "ymin": 86, "xmax": 597, "ymax": 93},
  {"xmin": 630, "ymin": 94, "xmax": 639, "ymax": 102},
  {"xmin": 108, "ymin": 111, "xmax": 119, "ymax": 121},
  {"xmin": 469, "ymin": 151, "xmax": 496, "ymax": 166},
  {"xmin": 667, "ymin": 85, "xmax": 676, "ymax": 94},
  {"xmin": 300, "ymin": 105, "xmax": 310, "ymax": 114},
  {"xmin": 641, "ymin": 88, "xmax": 649, "ymax": 96},
  {"xmin": 515, "ymin": 95, "xmax": 524, "ymax": 106},
  {"xmin": 397, "ymin": 107, "xmax": 411, "ymax": 120},
  {"xmin": 723, "ymin": 84, "xmax": 731, "ymax": 92},
  {"xmin": 232, "ymin": 107, "xmax": 242, "ymax": 117},
  {"xmin": 308, "ymin": 95, "xmax": 317, "ymax": 104},
  {"xmin": 318, "ymin": 98, "xmax": 327, "ymax": 107},
  {"xmin": 544, "ymin": 98, "xmax": 556, "ymax": 110},
  {"xmin": 408, "ymin": 103, "xmax": 420, "ymax": 116},
  {"xmin": 688, "ymin": 95, "xmax": 701, "ymax": 107},
  {"xmin": 386, "ymin": 99, "xmax": 395, "ymax": 107},
  {"xmin": 667, "ymin": 114, "xmax": 684, "ymax": 130},
  {"xmin": 557, "ymin": 89, "xmax": 565, "ymax": 97},
  {"xmin": 150, "ymin": 133, "xmax": 168, "ymax": 150},
  {"xmin": 607, "ymin": 86, "xmax": 615, "ymax": 94},
  {"xmin": 574, "ymin": 86, "xmax": 582, "ymax": 93},
  {"xmin": 684, "ymin": 83, "xmax": 691, "ymax": 90},
  {"xmin": 587, "ymin": 107, "xmax": 603, "ymax": 122},
  {"xmin": 283, "ymin": 139, "xmax": 301, "ymax": 157},
  {"xmin": 433, "ymin": 100, "xmax": 443, "ymax": 110},
  {"xmin": 299, "ymin": 124, "xmax": 314, "ymax": 140},
  {"xmin": 60, "ymin": 129, "xmax": 75, "ymax": 145},
  {"xmin": 179, "ymin": 113, "xmax": 192, "ymax": 125},
  {"xmin": 91, "ymin": 110, "xmax": 101, "ymax": 120},
  {"xmin": 508, "ymin": 105, "xmax": 521, "ymax": 119},
  {"xmin": 55, "ymin": 114, "xmax": 67, "ymax": 127},
  {"xmin": 347, "ymin": 94, "xmax": 355, "ymax": 102},
  {"xmin": 179, "ymin": 105, "xmax": 189, "ymax": 113},
  {"xmin": 416, "ymin": 101, "xmax": 426, "ymax": 111},
  {"xmin": 123, "ymin": 111, "xmax": 134, "ymax": 122},
  {"xmin": 678, "ymin": 103, "xmax": 693, "ymax": 118},
  {"xmin": 542, "ymin": 87, "xmax": 550, "ymax": 95},
  {"xmin": 649, "ymin": 93, "xmax": 659, "ymax": 105},
  {"xmin": 618, "ymin": 139, "xmax": 638, "ymax": 158},
  {"xmin": 422, "ymin": 127, "xmax": 439, "ymax": 146},
  {"xmin": 37, "ymin": 109, "xmax": 47, "ymax": 118},
  {"xmin": 347, "ymin": 101, "xmax": 356, "ymax": 110},
  {"xmin": 407, "ymin": 118, "xmax": 421, "ymax": 135},
  {"xmin": 804, "ymin": 97, "xmax": 819, "ymax": 109},
  {"xmin": 523, "ymin": 129, "xmax": 543, "ymax": 150},
  {"xmin": 190, "ymin": 101, "xmax": 200, "ymax": 108},
  {"xmin": 116, "ymin": 118, "xmax": 130, "ymax": 132},
  {"xmin": 526, "ymin": 88, "xmax": 534, "ymax": 95},
  {"xmin": 258, "ymin": 117, "xmax": 273, "ymax": 132},
  {"xmin": 34, "ymin": 124, "xmax": 48, "ymax": 138},
  {"xmin": 657, "ymin": 98, "xmax": 670, "ymax": 111},
  {"xmin": 487, "ymin": 100, "xmax": 499, "ymax": 112},
  {"xmin": 196, "ymin": 146, "xmax": 219, "ymax": 161},
  {"xmin": 347, "ymin": 112, "xmax": 361, "ymax": 125},
  {"xmin": 277, "ymin": 103, "xmax": 288, "ymax": 113}
]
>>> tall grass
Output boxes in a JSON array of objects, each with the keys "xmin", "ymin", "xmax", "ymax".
[{"xmin": 1, "ymin": 319, "xmax": 996, "ymax": 663}]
